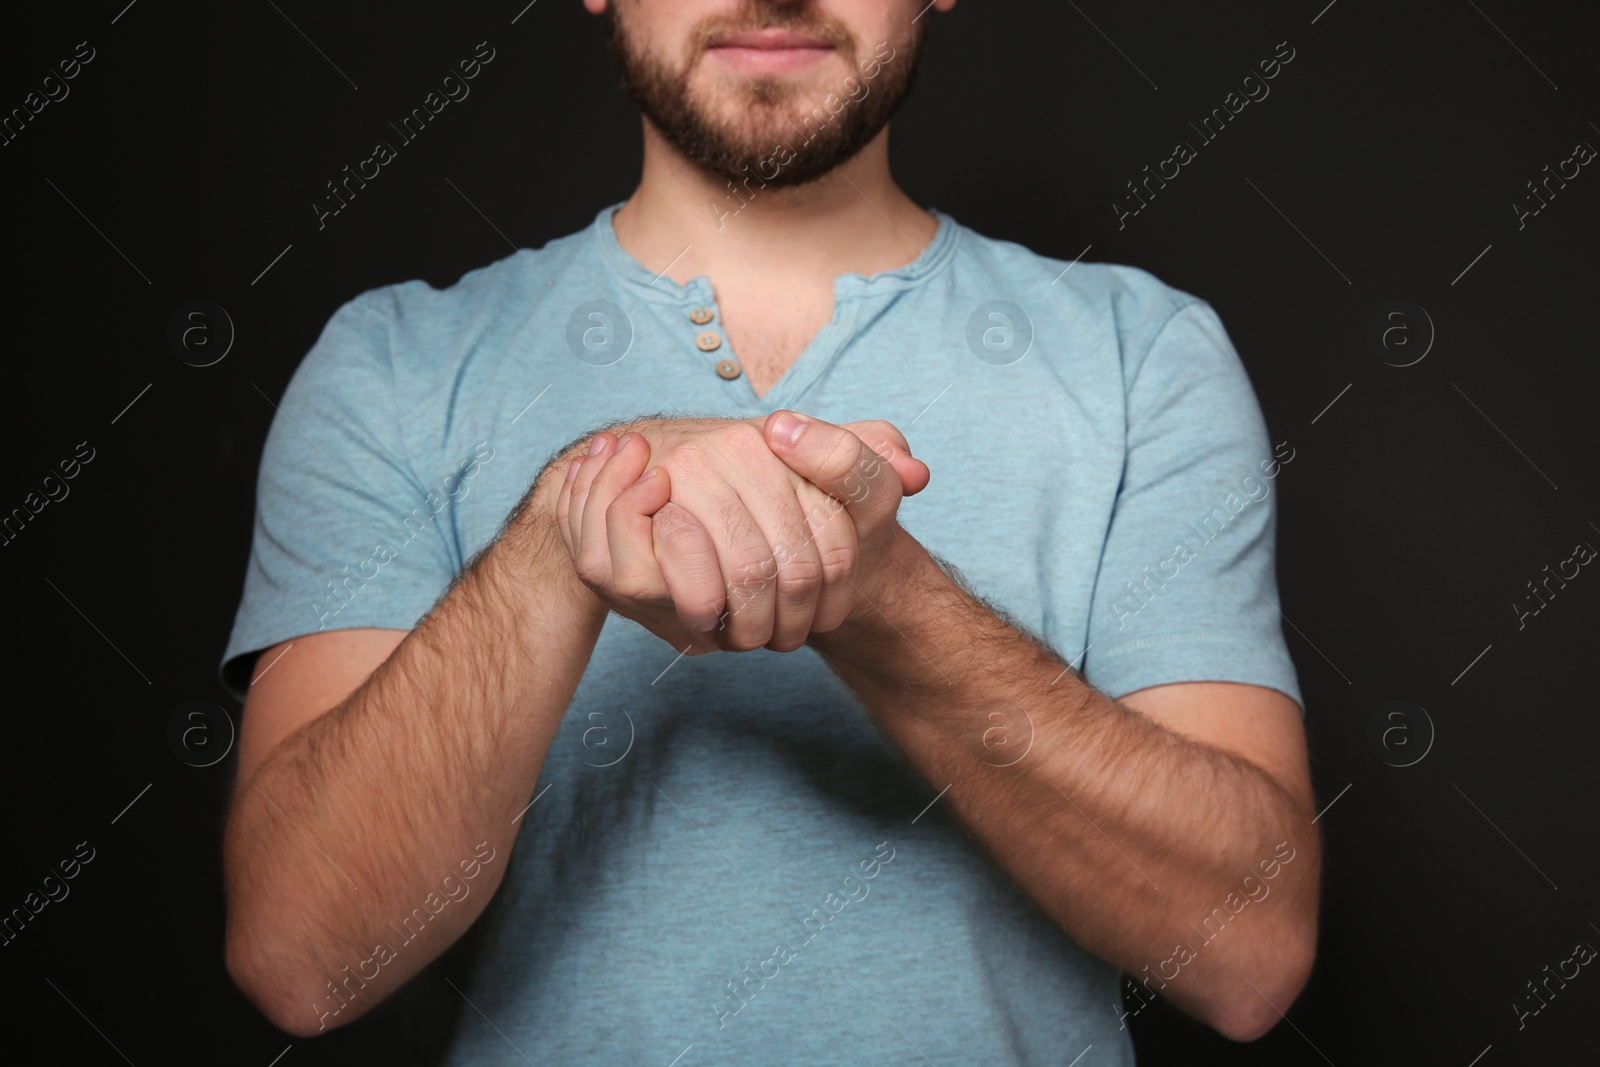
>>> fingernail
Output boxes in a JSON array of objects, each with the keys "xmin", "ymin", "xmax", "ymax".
[
  {"xmin": 633, "ymin": 466, "xmax": 658, "ymax": 485},
  {"xmin": 566, "ymin": 456, "xmax": 584, "ymax": 482},
  {"xmin": 770, "ymin": 412, "xmax": 806, "ymax": 448},
  {"xmin": 587, "ymin": 436, "xmax": 609, "ymax": 456}
]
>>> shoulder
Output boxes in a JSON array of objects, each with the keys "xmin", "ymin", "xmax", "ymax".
[
  {"xmin": 292, "ymin": 217, "xmax": 605, "ymax": 406},
  {"xmin": 950, "ymin": 218, "xmax": 1202, "ymax": 316},
  {"xmin": 267, "ymin": 220, "xmax": 604, "ymax": 441},
  {"xmin": 355, "ymin": 221, "xmax": 596, "ymax": 348},
  {"xmin": 947, "ymin": 218, "xmax": 1210, "ymax": 376}
]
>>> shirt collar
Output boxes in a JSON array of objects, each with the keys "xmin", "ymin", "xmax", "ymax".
[{"xmin": 590, "ymin": 199, "xmax": 960, "ymax": 304}]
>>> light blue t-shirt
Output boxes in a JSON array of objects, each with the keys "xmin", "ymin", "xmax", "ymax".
[{"xmin": 221, "ymin": 202, "xmax": 1301, "ymax": 1065}]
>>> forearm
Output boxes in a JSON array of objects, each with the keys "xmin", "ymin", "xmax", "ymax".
[
  {"xmin": 811, "ymin": 529, "xmax": 1320, "ymax": 1039},
  {"xmin": 223, "ymin": 465, "xmax": 607, "ymax": 1035}
]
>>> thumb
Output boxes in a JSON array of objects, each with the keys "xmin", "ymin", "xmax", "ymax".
[
  {"xmin": 763, "ymin": 410, "xmax": 915, "ymax": 520},
  {"xmin": 840, "ymin": 419, "xmax": 931, "ymax": 496}
]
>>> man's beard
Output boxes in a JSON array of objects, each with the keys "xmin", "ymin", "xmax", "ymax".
[{"xmin": 604, "ymin": 2, "xmax": 928, "ymax": 190}]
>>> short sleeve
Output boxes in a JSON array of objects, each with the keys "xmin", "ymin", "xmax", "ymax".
[
  {"xmin": 217, "ymin": 294, "xmax": 460, "ymax": 702},
  {"xmin": 1082, "ymin": 299, "xmax": 1303, "ymax": 712}
]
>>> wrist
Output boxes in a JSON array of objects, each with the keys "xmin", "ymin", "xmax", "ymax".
[
  {"xmin": 812, "ymin": 525, "xmax": 934, "ymax": 656},
  {"xmin": 494, "ymin": 461, "xmax": 607, "ymax": 628}
]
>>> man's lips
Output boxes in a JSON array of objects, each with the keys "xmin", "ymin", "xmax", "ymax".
[
  {"xmin": 705, "ymin": 28, "xmax": 835, "ymax": 74},
  {"xmin": 707, "ymin": 29, "xmax": 834, "ymax": 50}
]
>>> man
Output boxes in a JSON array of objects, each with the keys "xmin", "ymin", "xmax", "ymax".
[{"xmin": 220, "ymin": 0, "xmax": 1320, "ymax": 1062}]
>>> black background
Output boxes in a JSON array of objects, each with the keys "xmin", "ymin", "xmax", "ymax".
[{"xmin": 2, "ymin": 1, "xmax": 1597, "ymax": 1064}]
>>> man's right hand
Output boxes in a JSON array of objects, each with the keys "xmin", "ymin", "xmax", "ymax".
[{"xmin": 551, "ymin": 416, "xmax": 928, "ymax": 656}]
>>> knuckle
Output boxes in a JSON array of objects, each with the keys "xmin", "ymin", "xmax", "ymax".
[
  {"xmin": 652, "ymin": 502, "xmax": 691, "ymax": 530},
  {"xmin": 775, "ymin": 558, "xmax": 823, "ymax": 601},
  {"xmin": 768, "ymin": 537, "xmax": 797, "ymax": 566},
  {"xmin": 727, "ymin": 566, "xmax": 771, "ymax": 600},
  {"xmin": 655, "ymin": 518, "xmax": 703, "ymax": 552},
  {"xmin": 860, "ymin": 422, "xmax": 905, "ymax": 455},
  {"xmin": 816, "ymin": 431, "xmax": 861, "ymax": 482},
  {"xmin": 611, "ymin": 573, "xmax": 653, "ymax": 601},
  {"xmin": 665, "ymin": 439, "xmax": 712, "ymax": 471},
  {"xmin": 718, "ymin": 420, "xmax": 765, "ymax": 449},
  {"xmin": 815, "ymin": 541, "xmax": 856, "ymax": 583}
]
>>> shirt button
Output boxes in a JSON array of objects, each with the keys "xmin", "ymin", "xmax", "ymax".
[
  {"xmin": 695, "ymin": 331, "xmax": 722, "ymax": 352},
  {"xmin": 689, "ymin": 307, "xmax": 714, "ymax": 325},
  {"xmin": 715, "ymin": 358, "xmax": 742, "ymax": 380}
]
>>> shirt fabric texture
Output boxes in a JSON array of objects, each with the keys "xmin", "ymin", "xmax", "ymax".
[{"xmin": 221, "ymin": 201, "xmax": 1302, "ymax": 1065}]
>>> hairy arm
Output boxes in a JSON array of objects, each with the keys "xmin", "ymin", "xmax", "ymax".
[
  {"xmin": 223, "ymin": 413, "xmax": 905, "ymax": 1035},
  {"xmin": 809, "ymin": 531, "xmax": 1321, "ymax": 1041},
  {"xmin": 223, "ymin": 453, "xmax": 607, "ymax": 1036}
]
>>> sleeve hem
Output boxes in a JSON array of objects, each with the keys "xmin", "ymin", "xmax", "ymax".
[
  {"xmin": 1085, "ymin": 633, "xmax": 1304, "ymax": 715},
  {"xmin": 1093, "ymin": 631, "xmax": 1295, "ymax": 664},
  {"xmin": 217, "ymin": 598, "xmax": 433, "ymax": 704}
]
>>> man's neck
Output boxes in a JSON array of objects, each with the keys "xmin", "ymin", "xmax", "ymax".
[{"xmin": 610, "ymin": 124, "xmax": 939, "ymax": 291}]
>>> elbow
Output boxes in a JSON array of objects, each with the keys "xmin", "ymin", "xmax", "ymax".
[
  {"xmin": 1210, "ymin": 995, "xmax": 1291, "ymax": 1044},
  {"xmin": 223, "ymin": 817, "xmax": 350, "ymax": 1037},
  {"xmin": 1207, "ymin": 931, "xmax": 1317, "ymax": 1042},
  {"xmin": 225, "ymin": 908, "xmax": 356, "ymax": 1036},
  {"xmin": 225, "ymin": 920, "xmax": 346, "ymax": 1038}
]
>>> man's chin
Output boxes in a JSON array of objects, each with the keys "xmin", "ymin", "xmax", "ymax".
[
  {"xmin": 685, "ymin": 102, "xmax": 810, "ymax": 149},
  {"xmin": 693, "ymin": 52, "xmax": 850, "ymax": 97}
]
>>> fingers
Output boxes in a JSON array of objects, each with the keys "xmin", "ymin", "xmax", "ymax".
[
  {"xmin": 714, "ymin": 468, "xmax": 824, "ymax": 652},
  {"xmin": 702, "ymin": 490, "xmax": 782, "ymax": 652},
  {"xmin": 795, "ymin": 480, "xmax": 858, "ymax": 633},
  {"xmin": 585, "ymin": 433, "xmax": 783, "ymax": 649},
  {"xmin": 763, "ymin": 412, "xmax": 917, "ymax": 526},
  {"xmin": 572, "ymin": 432, "xmax": 647, "ymax": 587},
  {"xmin": 561, "ymin": 436, "xmax": 723, "ymax": 656},
  {"xmin": 564, "ymin": 417, "xmax": 909, "ymax": 653},
  {"xmin": 554, "ymin": 452, "xmax": 585, "ymax": 556},
  {"xmin": 719, "ymin": 471, "xmax": 824, "ymax": 652},
  {"xmin": 564, "ymin": 431, "xmax": 618, "ymax": 553},
  {"xmin": 605, "ymin": 464, "xmax": 673, "ymax": 603},
  {"xmin": 651, "ymin": 501, "xmax": 725, "ymax": 633}
]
